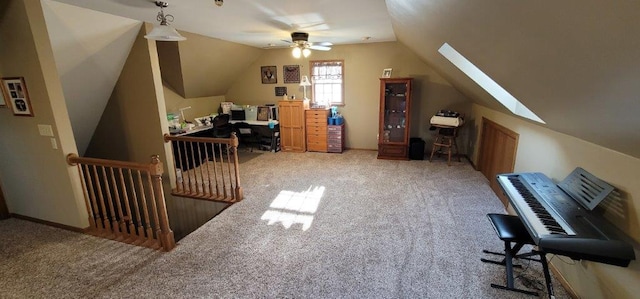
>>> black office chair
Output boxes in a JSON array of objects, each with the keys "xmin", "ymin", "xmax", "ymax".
[
  {"xmin": 211, "ymin": 114, "xmax": 233, "ymax": 138},
  {"xmin": 233, "ymin": 122, "xmax": 259, "ymax": 151},
  {"xmin": 481, "ymin": 213, "xmax": 554, "ymax": 298}
]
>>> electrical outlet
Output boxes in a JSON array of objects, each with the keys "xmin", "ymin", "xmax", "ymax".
[{"xmin": 38, "ymin": 124, "xmax": 54, "ymax": 137}]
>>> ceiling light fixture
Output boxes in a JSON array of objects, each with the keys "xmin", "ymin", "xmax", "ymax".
[
  {"xmin": 292, "ymin": 45, "xmax": 311, "ymax": 58},
  {"xmin": 144, "ymin": 1, "xmax": 186, "ymax": 42},
  {"xmin": 292, "ymin": 46, "xmax": 302, "ymax": 58}
]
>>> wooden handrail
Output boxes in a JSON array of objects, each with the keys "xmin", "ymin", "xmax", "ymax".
[
  {"xmin": 163, "ymin": 132, "xmax": 243, "ymax": 203},
  {"xmin": 163, "ymin": 133, "xmax": 239, "ymax": 146},
  {"xmin": 66, "ymin": 154, "xmax": 175, "ymax": 251},
  {"xmin": 67, "ymin": 154, "xmax": 157, "ymax": 172}
]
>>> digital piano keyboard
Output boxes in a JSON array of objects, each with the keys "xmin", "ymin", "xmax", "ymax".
[{"xmin": 496, "ymin": 170, "xmax": 635, "ymax": 267}]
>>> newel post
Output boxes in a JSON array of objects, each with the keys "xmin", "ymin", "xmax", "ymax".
[
  {"xmin": 149, "ymin": 155, "xmax": 176, "ymax": 251},
  {"xmin": 230, "ymin": 133, "xmax": 243, "ymax": 201}
]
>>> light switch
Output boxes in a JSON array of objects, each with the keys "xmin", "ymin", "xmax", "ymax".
[
  {"xmin": 38, "ymin": 124, "xmax": 54, "ymax": 137},
  {"xmin": 50, "ymin": 138, "xmax": 58, "ymax": 149}
]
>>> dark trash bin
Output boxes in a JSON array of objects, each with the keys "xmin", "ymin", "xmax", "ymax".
[{"xmin": 409, "ymin": 137, "xmax": 425, "ymax": 160}]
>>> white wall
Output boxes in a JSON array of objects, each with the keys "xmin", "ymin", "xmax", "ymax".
[
  {"xmin": 226, "ymin": 42, "xmax": 472, "ymax": 151},
  {"xmin": 471, "ymin": 104, "xmax": 640, "ymax": 298},
  {"xmin": 0, "ymin": 0, "xmax": 87, "ymax": 228},
  {"xmin": 41, "ymin": 0, "xmax": 141, "ymax": 155}
]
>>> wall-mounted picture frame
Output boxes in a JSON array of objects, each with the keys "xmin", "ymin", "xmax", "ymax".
[
  {"xmin": 1, "ymin": 77, "xmax": 33, "ymax": 116},
  {"xmin": 0, "ymin": 84, "xmax": 5, "ymax": 107},
  {"xmin": 257, "ymin": 106, "xmax": 270, "ymax": 121},
  {"xmin": 275, "ymin": 86, "xmax": 287, "ymax": 96},
  {"xmin": 261, "ymin": 66, "xmax": 277, "ymax": 84},
  {"xmin": 382, "ymin": 68, "xmax": 393, "ymax": 78},
  {"xmin": 283, "ymin": 65, "xmax": 300, "ymax": 83}
]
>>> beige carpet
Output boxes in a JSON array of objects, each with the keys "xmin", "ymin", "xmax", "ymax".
[{"xmin": 0, "ymin": 150, "xmax": 572, "ymax": 298}]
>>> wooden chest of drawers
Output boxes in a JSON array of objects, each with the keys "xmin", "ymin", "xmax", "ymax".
[
  {"xmin": 327, "ymin": 124, "xmax": 345, "ymax": 153},
  {"xmin": 306, "ymin": 109, "xmax": 329, "ymax": 152}
]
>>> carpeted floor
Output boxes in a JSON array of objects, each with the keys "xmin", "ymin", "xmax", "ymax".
[{"xmin": 0, "ymin": 150, "xmax": 572, "ymax": 298}]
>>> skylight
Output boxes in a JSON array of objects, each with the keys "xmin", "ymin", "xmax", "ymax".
[{"xmin": 438, "ymin": 43, "xmax": 545, "ymax": 124}]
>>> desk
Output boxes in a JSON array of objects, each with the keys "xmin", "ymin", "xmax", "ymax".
[
  {"xmin": 229, "ymin": 120, "xmax": 279, "ymax": 126},
  {"xmin": 230, "ymin": 120, "xmax": 280, "ymax": 152},
  {"xmin": 169, "ymin": 125, "xmax": 213, "ymax": 137}
]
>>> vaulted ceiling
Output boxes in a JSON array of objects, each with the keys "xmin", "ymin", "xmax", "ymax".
[{"xmin": 48, "ymin": 0, "xmax": 640, "ymax": 158}]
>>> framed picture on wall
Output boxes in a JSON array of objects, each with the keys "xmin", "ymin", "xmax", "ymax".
[
  {"xmin": 283, "ymin": 65, "xmax": 300, "ymax": 83},
  {"xmin": 382, "ymin": 68, "xmax": 392, "ymax": 78},
  {"xmin": 1, "ymin": 77, "xmax": 33, "ymax": 116},
  {"xmin": 0, "ymin": 84, "xmax": 5, "ymax": 107},
  {"xmin": 275, "ymin": 86, "xmax": 287, "ymax": 96},
  {"xmin": 257, "ymin": 106, "xmax": 270, "ymax": 121},
  {"xmin": 261, "ymin": 66, "xmax": 277, "ymax": 84}
]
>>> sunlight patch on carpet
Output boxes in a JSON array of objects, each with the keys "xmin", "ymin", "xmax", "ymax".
[{"xmin": 260, "ymin": 186, "xmax": 325, "ymax": 230}]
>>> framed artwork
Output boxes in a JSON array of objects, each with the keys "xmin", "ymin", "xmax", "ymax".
[
  {"xmin": 275, "ymin": 86, "xmax": 287, "ymax": 97},
  {"xmin": 257, "ymin": 106, "xmax": 270, "ymax": 121},
  {"xmin": 0, "ymin": 84, "xmax": 5, "ymax": 107},
  {"xmin": 261, "ymin": 66, "xmax": 277, "ymax": 84},
  {"xmin": 382, "ymin": 68, "xmax": 392, "ymax": 78},
  {"xmin": 283, "ymin": 65, "xmax": 300, "ymax": 83},
  {"xmin": 1, "ymin": 77, "xmax": 33, "ymax": 116}
]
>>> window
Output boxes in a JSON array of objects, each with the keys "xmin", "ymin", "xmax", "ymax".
[
  {"xmin": 438, "ymin": 43, "xmax": 545, "ymax": 124},
  {"xmin": 310, "ymin": 60, "xmax": 344, "ymax": 106}
]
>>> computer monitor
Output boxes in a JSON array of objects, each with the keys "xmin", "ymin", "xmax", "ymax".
[{"xmin": 231, "ymin": 110, "xmax": 245, "ymax": 120}]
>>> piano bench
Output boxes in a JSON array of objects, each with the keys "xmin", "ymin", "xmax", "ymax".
[
  {"xmin": 481, "ymin": 213, "xmax": 555, "ymax": 298},
  {"xmin": 486, "ymin": 213, "xmax": 534, "ymax": 244}
]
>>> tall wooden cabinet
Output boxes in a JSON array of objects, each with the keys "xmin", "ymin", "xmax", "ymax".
[
  {"xmin": 378, "ymin": 78, "xmax": 412, "ymax": 160},
  {"xmin": 278, "ymin": 100, "xmax": 308, "ymax": 152},
  {"xmin": 306, "ymin": 109, "xmax": 329, "ymax": 152}
]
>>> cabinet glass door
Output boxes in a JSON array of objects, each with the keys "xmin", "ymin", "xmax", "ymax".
[{"xmin": 381, "ymin": 82, "xmax": 408, "ymax": 143}]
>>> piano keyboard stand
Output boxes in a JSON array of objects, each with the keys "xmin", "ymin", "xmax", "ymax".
[{"xmin": 482, "ymin": 213, "xmax": 555, "ymax": 298}]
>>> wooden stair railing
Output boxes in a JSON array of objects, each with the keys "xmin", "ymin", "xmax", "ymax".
[
  {"xmin": 163, "ymin": 132, "xmax": 243, "ymax": 203},
  {"xmin": 66, "ymin": 154, "xmax": 176, "ymax": 251}
]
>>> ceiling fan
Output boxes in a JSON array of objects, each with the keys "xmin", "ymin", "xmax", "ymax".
[{"xmin": 286, "ymin": 32, "xmax": 332, "ymax": 58}]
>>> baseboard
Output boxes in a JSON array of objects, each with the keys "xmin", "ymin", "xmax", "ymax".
[
  {"xmin": 549, "ymin": 259, "xmax": 580, "ymax": 299},
  {"xmin": 344, "ymin": 147, "xmax": 376, "ymax": 151},
  {"xmin": 10, "ymin": 213, "xmax": 87, "ymax": 233}
]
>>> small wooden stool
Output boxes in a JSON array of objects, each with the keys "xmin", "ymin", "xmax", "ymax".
[
  {"xmin": 481, "ymin": 213, "xmax": 555, "ymax": 298},
  {"xmin": 429, "ymin": 126, "xmax": 460, "ymax": 166}
]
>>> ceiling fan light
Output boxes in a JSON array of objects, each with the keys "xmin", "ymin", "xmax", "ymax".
[
  {"xmin": 292, "ymin": 47, "xmax": 302, "ymax": 58},
  {"xmin": 302, "ymin": 48, "xmax": 311, "ymax": 57}
]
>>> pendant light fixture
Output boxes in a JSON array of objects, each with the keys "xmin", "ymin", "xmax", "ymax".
[{"xmin": 144, "ymin": 1, "xmax": 186, "ymax": 41}]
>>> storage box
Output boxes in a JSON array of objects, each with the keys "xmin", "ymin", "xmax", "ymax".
[
  {"xmin": 245, "ymin": 105, "xmax": 258, "ymax": 121},
  {"xmin": 330, "ymin": 117, "xmax": 344, "ymax": 125}
]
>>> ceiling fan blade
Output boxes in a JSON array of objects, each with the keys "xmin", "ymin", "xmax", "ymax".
[
  {"xmin": 313, "ymin": 42, "xmax": 333, "ymax": 47},
  {"xmin": 310, "ymin": 45, "xmax": 331, "ymax": 51}
]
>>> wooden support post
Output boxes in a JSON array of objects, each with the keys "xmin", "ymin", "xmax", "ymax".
[
  {"xmin": 230, "ymin": 134, "xmax": 243, "ymax": 201},
  {"xmin": 149, "ymin": 155, "xmax": 176, "ymax": 251}
]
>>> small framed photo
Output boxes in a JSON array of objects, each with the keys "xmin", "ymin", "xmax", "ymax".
[
  {"xmin": 261, "ymin": 66, "xmax": 277, "ymax": 84},
  {"xmin": 257, "ymin": 106, "xmax": 270, "ymax": 121},
  {"xmin": 275, "ymin": 86, "xmax": 287, "ymax": 97},
  {"xmin": 1, "ymin": 77, "xmax": 33, "ymax": 116},
  {"xmin": 382, "ymin": 68, "xmax": 392, "ymax": 78}
]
